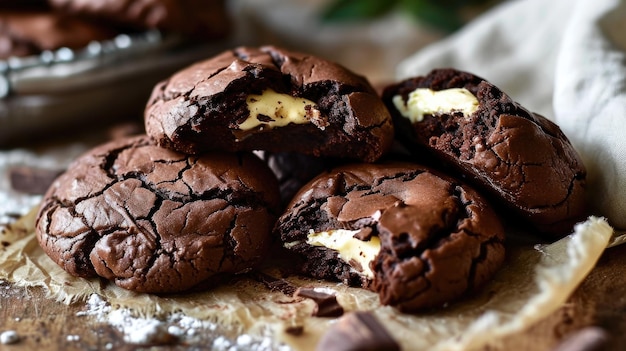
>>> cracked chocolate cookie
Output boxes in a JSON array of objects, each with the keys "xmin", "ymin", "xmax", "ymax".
[
  {"xmin": 274, "ymin": 162, "xmax": 505, "ymax": 312},
  {"xmin": 48, "ymin": 0, "xmax": 230, "ymax": 40},
  {"xmin": 35, "ymin": 135, "xmax": 281, "ymax": 293},
  {"xmin": 382, "ymin": 69, "xmax": 587, "ymax": 237},
  {"xmin": 145, "ymin": 46, "xmax": 394, "ymax": 162}
]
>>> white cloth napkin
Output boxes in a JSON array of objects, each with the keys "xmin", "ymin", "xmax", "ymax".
[{"xmin": 397, "ymin": 0, "xmax": 626, "ymax": 229}]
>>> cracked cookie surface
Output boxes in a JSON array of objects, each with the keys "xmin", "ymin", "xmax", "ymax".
[
  {"xmin": 382, "ymin": 69, "xmax": 587, "ymax": 236},
  {"xmin": 273, "ymin": 162, "xmax": 505, "ymax": 312},
  {"xmin": 35, "ymin": 135, "xmax": 281, "ymax": 293},
  {"xmin": 145, "ymin": 45, "xmax": 394, "ymax": 162}
]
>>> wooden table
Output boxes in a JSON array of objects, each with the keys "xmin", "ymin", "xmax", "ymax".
[{"xmin": 0, "ymin": 242, "xmax": 624, "ymax": 350}]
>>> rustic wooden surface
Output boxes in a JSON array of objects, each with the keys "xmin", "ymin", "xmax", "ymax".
[{"xmin": 0, "ymin": 243, "xmax": 624, "ymax": 350}]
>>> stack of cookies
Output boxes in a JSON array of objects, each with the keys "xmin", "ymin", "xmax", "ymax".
[{"xmin": 35, "ymin": 45, "xmax": 587, "ymax": 313}]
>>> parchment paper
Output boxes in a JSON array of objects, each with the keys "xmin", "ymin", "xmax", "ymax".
[{"xmin": 0, "ymin": 207, "xmax": 613, "ymax": 351}]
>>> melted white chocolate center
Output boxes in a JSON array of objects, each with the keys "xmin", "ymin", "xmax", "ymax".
[
  {"xmin": 306, "ymin": 229, "xmax": 380, "ymax": 279},
  {"xmin": 240, "ymin": 89, "xmax": 321, "ymax": 130},
  {"xmin": 392, "ymin": 87, "xmax": 479, "ymax": 123}
]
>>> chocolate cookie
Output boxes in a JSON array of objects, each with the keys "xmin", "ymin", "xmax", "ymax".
[
  {"xmin": 36, "ymin": 135, "xmax": 281, "ymax": 293},
  {"xmin": 274, "ymin": 162, "xmax": 505, "ymax": 312},
  {"xmin": 48, "ymin": 0, "xmax": 230, "ymax": 40},
  {"xmin": 144, "ymin": 46, "xmax": 394, "ymax": 163},
  {"xmin": 0, "ymin": 11, "xmax": 118, "ymax": 58},
  {"xmin": 382, "ymin": 69, "xmax": 587, "ymax": 236}
]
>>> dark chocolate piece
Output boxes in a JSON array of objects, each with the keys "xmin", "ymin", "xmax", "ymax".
[
  {"xmin": 274, "ymin": 162, "xmax": 505, "ymax": 312},
  {"xmin": 252, "ymin": 271, "xmax": 298, "ymax": 297},
  {"xmin": 145, "ymin": 46, "xmax": 394, "ymax": 163},
  {"xmin": 294, "ymin": 287, "xmax": 344, "ymax": 318},
  {"xmin": 285, "ymin": 326, "xmax": 304, "ymax": 336},
  {"xmin": 35, "ymin": 135, "xmax": 281, "ymax": 293},
  {"xmin": 9, "ymin": 166, "xmax": 63, "ymax": 195},
  {"xmin": 382, "ymin": 68, "xmax": 587, "ymax": 236},
  {"xmin": 315, "ymin": 312, "xmax": 400, "ymax": 351}
]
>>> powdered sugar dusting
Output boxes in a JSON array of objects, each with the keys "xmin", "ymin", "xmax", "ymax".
[
  {"xmin": 77, "ymin": 293, "xmax": 293, "ymax": 350},
  {"xmin": 0, "ymin": 145, "xmax": 85, "ymax": 227}
]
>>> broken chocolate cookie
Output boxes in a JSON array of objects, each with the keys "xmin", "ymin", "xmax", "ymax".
[
  {"xmin": 145, "ymin": 45, "xmax": 394, "ymax": 162},
  {"xmin": 35, "ymin": 135, "xmax": 281, "ymax": 293},
  {"xmin": 274, "ymin": 162, "xmax": 505, "ymax": 312},
  {"xmin": 382, "ymin": 68, "xmax": 587, "ymax": 236}
]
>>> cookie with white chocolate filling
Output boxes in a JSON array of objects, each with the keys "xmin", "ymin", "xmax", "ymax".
[
  {"xmin": 145, "ymin": 46, "xmax": 394, "ymax": 163},
  {"xmin": 36, "ymin": 135, "xmax": 281, "ymax": 293},
  {"xmin": 382, "ymin": 69, "xmax": 587, "ymax": 237},
  {"xmin": 273, "ymin": 162, "xmax": 505, "ymax": 312}
]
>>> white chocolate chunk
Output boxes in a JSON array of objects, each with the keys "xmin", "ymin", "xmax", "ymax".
[
  {"xmin": 240, "ymin": 89, "xmax": 321, "ymax": 131},
  {"xmin": 392, "ymin": 87, "xmax": 479, "ymax": 123},
  {"xmin": 306, "ymin": 229, "xmax": 380, "ymax": 279}
]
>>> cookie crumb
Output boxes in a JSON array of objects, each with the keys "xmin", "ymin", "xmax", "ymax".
[
  {"xmin": 285, "ymin": 326, "xmax": 304, "ymax": 336},
  {"xmin": 294, "ymin": 287, "xmax": 344, "ymax": 317}
]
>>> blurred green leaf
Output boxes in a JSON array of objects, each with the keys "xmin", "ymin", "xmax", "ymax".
[
  {"xmin": 320, "ymin": 0, "xmax": 495, "ymax": 32},
  {"xmin": 399, "ymin": 0, "xmax": 465, "ymax": 32},
  {"xmin": 321, "ymin": 0, "xmax": 398, "ymax": 22}
]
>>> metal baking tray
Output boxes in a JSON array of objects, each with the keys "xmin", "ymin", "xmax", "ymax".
[{"xmin": 0, "ymin": 30, "xmax": 229, "ymax": 146}]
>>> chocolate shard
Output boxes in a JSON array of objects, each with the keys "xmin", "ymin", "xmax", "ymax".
[
  {"xmin": 252, "ymin": 271, "xmax": 298, "ymax": 297},
  {"xmin": 294, "ymin": 287, "xmax": 344, "ymax": 318},
  {"xmin": 9, "ymin": 166, "xmax": 63, "ymax": 195},
  {"xmin": 315, "ymin": 311, "xmax": 400, "ymax": 351},
  {"xmin": 285, "ymin": 325, "xmax": 304, "ymax": 336},
  {"xmin": 352, "ymin": 227, "xmax": 373, "ymax": 241}
]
